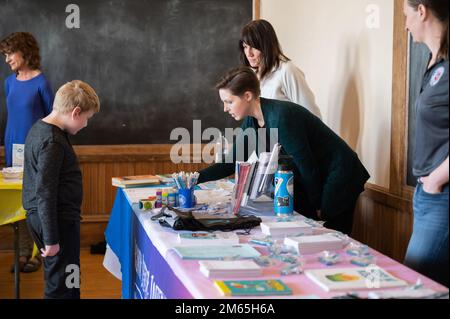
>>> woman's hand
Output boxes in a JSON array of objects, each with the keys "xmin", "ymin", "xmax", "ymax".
[
  {"xmin": 420, "ymin": 176, "xmax": 443, "ymax": 194},
  {"xmin": 420, "ymin": 157, "xmax": 449, "ymax": 194},
  {"xmin": 316, "ymin": 210, "xmax": 322, "ymax": 219},
  {"xmin": 40, "ymin": 244, "xmax": 60, "ymax": 257}
]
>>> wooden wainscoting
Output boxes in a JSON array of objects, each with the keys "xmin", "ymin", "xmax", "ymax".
[
  {"xmin": 353, "ymin": 183, "xmax": 414, "ymax": 263},
  {"xmin": 0, "ymin": 145, "xmax": 209, "ymax": 250}
]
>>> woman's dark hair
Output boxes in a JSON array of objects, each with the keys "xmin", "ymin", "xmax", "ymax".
[
  {"xmin": 0, "ymin": 32, "xmax": 41, "ymax": 70},
  {"xmin": 239, "ymin": 19, "xmax": 290, "ymax": 79},
  {"xmin": 408, "ymin": 0, "xmax": 449, "ymax": 59},
  {"xmin": 216, "ymin": 67, "xmax": 261, "ymax": 98}
]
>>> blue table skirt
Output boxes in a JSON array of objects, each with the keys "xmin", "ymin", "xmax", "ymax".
[{"xmin": 105, "ymin": 188, "xmax": 193, "ymax": 299}]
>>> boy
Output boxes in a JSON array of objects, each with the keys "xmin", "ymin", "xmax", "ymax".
[{"xmin": 22, "ymin": 80, "xmax": 100, "ymax": 299}]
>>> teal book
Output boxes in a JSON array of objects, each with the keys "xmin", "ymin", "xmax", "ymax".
[
  {"xmin": 172, "ymin": 244, "xmax": 260, "ymax": 260},
  {"xmin": 215, "ymin": 279, "xmax": 293, "ymax": 296}
]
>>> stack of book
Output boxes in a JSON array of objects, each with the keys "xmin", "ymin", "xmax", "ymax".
[
  {"xmin": 112, "ymin": 174, "xmax": 162, "ymax": 188},
  {"xmin": 260, "ymin": 220, "xmax": 313, "ymax": 237},
  {"xmin": 199, "ymin": 260, "xmax": 262, "ymax": 278},
  {"xmin": 177, "ymin": 232, "xmax": 240, "ymax": 246},
  {"xmin": 305, "ymin": 265, "xmax": 408, "ymax": 292},
  {"xmin": 283, "ymin": 233, "xmax": 345, "ymax": 254}
]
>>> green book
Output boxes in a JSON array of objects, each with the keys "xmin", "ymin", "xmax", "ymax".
[{"xmin": 215, "ymin": 279, "xmax": 293, "ymax": 296}]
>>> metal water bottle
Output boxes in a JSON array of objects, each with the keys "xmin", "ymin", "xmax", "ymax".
[
  {"xmin": 215, "ymin": 132, "xmax": 229, "ymax": 163},
  {"xmin": 274, "ymin": 164, "xmax": 294, "ymax": 216}
]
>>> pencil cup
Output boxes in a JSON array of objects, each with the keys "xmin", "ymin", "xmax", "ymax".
[{"xmin": 178, "ymin": 188, "xmax": 195, "ymax": 208}]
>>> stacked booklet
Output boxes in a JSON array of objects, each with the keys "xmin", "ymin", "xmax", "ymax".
[
  {"xmin": 112, "ymin": 174, "xmax": 162, "ymax": 188},
  {"xmin": 305, "ymin": 265, "xmax": 408, "ymax": 292},
  {"xmin": 172, "ymin": 244, "xmax": 261, "ymax": 260},
  {"xmin": 177, "ymin": 232, "xmax": 240, "ymax": 246},
  {"xmin": 283, "ymin": 233, "xmax": 345, "ymax": 254},
  {"xmin": 199, "ymin": 260, "xmax": 262, "ymax": 278},
  {"xmin": 260, "ymin": 220, "xmax": 313, "ymax": 237}
]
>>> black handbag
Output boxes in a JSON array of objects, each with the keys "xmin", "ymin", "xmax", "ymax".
[{"xmin": 156, "ymin": 207, "xmax": 262, "ymax": 232}]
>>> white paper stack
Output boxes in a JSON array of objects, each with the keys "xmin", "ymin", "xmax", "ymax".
[
  {"xmin": 260, "ymin": 221, "xmax": 313, "ymax": 237},
  {"xmin": 283, "ymin": 233, "xmax": 344, "ymax": 254},
  {"xmin": 177, "ymin": 232, "xmax": 240, "ymax": 246},
  {"xmin": 199, "ymin": 260, "xmax": 263, "ymax": 278}
]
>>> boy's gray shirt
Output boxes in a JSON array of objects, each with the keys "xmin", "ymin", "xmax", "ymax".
[{"xmin": 22, "ymin": 120, "xmax": 82, "ymax": 245}]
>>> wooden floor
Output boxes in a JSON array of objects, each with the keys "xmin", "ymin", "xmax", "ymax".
[{"xmin": 0, "ymin": 249, "xmax": 121, "ymax": 299}]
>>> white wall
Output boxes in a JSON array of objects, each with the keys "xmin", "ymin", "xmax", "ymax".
[{"xmin": 260, "ymin": 0, "xmax": 394, "ymax": 188}]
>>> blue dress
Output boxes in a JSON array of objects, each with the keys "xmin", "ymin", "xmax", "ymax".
[{"xmin": 4, "ymin": 73, "xmax": 54, "ymax": 167}]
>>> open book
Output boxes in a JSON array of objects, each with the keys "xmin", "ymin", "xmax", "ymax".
[
  {"xmin": 249, "ymin": 143, "xmax": 281, "ymax": 201},
  {"xmin": 232, "ymin": 144, "xmax": 282, "ymax": 214}
]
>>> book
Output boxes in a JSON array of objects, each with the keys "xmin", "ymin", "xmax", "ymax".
[
  {"xmin": 172, "ymin": 244, "xmax": 261, "ymax": 260},
  {"xmin": 260, "ymin": 221, "xmax": 313, "ymax": 237},
  {"xmin": 305, "ymin": 266, "xmax": 408, "ymax": 292},
  {"xmin": 248, "ymin": 143, "xmax": 281, "ymax": 201},
  {"xmin": 214, "ymin": 279, "xmax": 293, "ymax": 296},
  {"xmin": 249, "ymin": 152, "xmax": 272, "ymax": 200},
  {"xmin": 112, "ymin": 174, "xmax": 161, "ymax": 188},
  {"xmin": 240, "ymin": 161, "xmax": 257, "ymax": 208},
  {"xmin": 199, "ymin": 260, "xmax": 262, "ymax": 278},
  {"xmin": 177, "ymin": 232, "xmax": 240, "ymax": 246},
  {"xmin": 232, "ymin": 163, "xmax": 252, "ymax": 214},
  {"xmin": 283, "ymin": 233, "xmax": 345, "ymax": 254}
]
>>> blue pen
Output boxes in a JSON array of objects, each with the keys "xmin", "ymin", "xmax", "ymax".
[{"xmin": 178, "ymin": 176, "xmax": 186, "ymax": 189}]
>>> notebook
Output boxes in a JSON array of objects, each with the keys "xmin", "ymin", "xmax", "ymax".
[
  {"xmin": 199, "ymin": 260, "xmax": 262, "ymax": 278},
  {"xmin": 305, "ymin": 266, "xmax": 408, "ymax": 292},
  {"xmin": 172, "ymin": 244, "xmax": 261, "ymax": 260},
  {"xmin": 214, "ymin": 279, "xmax": 293, "ymax": 296}
]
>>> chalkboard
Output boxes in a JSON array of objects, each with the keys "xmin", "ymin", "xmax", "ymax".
[
  {"xmin": 0, "ymin": 0, "xmax": 252, "ymax": 145},
  {"xmin": 406, "ymin": 36, "xmax": 430, "ymax": 187}
]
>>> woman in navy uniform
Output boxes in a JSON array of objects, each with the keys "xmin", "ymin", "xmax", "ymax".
[
  {"xmin": 198, "ymin": 67, "xmax": 370, "ymax": 235},
  {"xmin": 403, "ymin": 0, "xmax": 449, "ymax": 286}
]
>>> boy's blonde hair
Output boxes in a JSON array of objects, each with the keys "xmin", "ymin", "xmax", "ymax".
[{"xmin": 53, "ymin": 80, "xmax": 100, "ymax": 114}]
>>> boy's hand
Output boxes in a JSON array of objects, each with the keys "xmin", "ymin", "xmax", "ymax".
[{"xmin": 40, "ymin": 244, "xmax": 60, "ymax": 257}]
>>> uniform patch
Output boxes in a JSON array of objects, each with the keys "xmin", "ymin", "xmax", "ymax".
[{"xmin": 429, "ymin": 66, "xmax": 445, "ymax": 86}]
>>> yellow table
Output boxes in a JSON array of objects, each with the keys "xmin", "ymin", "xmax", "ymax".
[{"xmin": 0, "ymin": 176, "xmax": 26, "ymax": 299}]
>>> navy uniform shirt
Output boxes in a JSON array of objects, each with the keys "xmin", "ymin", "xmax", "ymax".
[{"xmin": 413, "ymin": 57, "xmax": 449, "ymax": 177}]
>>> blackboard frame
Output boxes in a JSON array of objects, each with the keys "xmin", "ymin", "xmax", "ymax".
[{"xmin": 0, "ymin": 0, "xmax": 260, "ymax": 147}]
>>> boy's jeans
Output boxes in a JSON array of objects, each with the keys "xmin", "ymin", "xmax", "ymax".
[
  {"xmin": 404, "ymin": 182, "xmax": 449, "ymax": 287},
  {"xmin": 26, "ymin": 212, "xmax": 81, "ymax": 299}
]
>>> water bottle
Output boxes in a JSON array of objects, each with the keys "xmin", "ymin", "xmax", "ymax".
[
  {"xmin": 274, "ymin": 163, "xmax": 294, "ymax": 216},
  {"xmin": 215, "ymin": 132, "xmax": 229, "ymax": 163}
]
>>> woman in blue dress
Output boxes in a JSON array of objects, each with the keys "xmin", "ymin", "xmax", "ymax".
[{"xmin": 1, "ymin": 32, "xmax": 54, "ymax": 272}]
